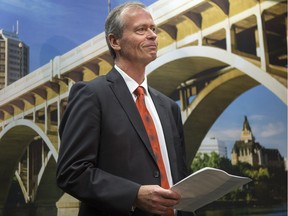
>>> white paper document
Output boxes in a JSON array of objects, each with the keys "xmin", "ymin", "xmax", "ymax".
[{"xmin": 171, "ymin": 167, "xmax": 252, "ymax": 212}]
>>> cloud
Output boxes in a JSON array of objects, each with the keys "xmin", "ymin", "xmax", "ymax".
[
  {"xmin": 0, "ymin": 0, "xmax": 67, "ymax": 22},
  {"xmin": 249, "ymin": 114, "xmax": 265, "ymax": 121},
  {"xmin": 243, "ymin": 115, "xmax": 286, "ymax": 138},
  {"xmin": 259, "ymin": 122, "xmax": 286, "ymax": 138},
  {"xmin": 1, "ymin": 0, "xmax": 52, "ymax": 13},
  {"xmin": 207, "ymin": 128, "xmax": 240, "ymax": 141},
  {"xmin": 208, "ymin": 120, "xmax": 286, "ymax": 140}
]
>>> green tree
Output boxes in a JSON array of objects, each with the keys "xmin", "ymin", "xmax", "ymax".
[
  {"xmin": 191, "ymin": 151, "xmax": 233, "ymax": 172},
  {"xmin": 191, "ymin": 152, "xmax": 287, "ymax": 205}
]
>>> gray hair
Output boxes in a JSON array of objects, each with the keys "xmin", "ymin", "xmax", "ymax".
[{"xmin": 105, "ymin": 2, "xmax": 147, "ymax": 59}]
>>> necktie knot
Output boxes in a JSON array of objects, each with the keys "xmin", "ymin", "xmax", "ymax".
[{"xmin": 134, "ymin": 86, "xmax": 145, "ymax": 97}]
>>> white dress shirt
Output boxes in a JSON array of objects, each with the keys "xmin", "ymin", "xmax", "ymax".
[{"xmin": 115, "ymin": 65, "xmax": 173, "ymax": 187}]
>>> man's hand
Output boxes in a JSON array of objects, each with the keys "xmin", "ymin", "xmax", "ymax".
[{"xmin": 133, "ymin": 185, "xmax": 181, "ymax": 215}]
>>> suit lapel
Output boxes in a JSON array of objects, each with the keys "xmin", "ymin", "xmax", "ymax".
[
  {"xmin": 106, "ymin": 69, "xmax": 178, "ymax": 180},
  {"xmin": 149, "ymin": 88, "xmax": 178, "ymax": 181},
  {"xmin": 106, "ymin": 69, "xmax": 156, "ymax": 161}
]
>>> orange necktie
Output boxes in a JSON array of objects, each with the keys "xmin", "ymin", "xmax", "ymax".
[{"xmin": 135, "ymin": 86, "xmax": 174, "ymax": 216}]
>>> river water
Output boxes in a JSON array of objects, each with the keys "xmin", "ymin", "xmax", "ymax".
[{"xmin": 195, "ymin": 204, "xmax": 287, "ymax": 216}]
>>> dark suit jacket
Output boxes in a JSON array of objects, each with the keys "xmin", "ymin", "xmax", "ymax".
[{"xmin": 56, "ymin": 68, "xmax": 191, "ymax": 216}]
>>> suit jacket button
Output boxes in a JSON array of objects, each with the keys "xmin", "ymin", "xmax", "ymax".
[{"xmin": 154, "ymin": 171, "xmax": 160, "ymax": 178}]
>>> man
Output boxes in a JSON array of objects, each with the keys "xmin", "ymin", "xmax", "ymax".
[{"xmin": 56, "ymin": 2, "xmax": 191, "ymax": 216}]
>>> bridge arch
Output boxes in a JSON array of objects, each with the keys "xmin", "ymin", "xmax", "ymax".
[
  {"xmin": 183, "ymin": 70, "xmax": 259, "ymax": 164},
  {"xmin": 146, "ymin": 46, "xmax": 287, "ymax": 164},
  {"xmin": 147, "ymin": 46, "xmax": 286, "ymax": 104},
  {"xmin": 0, "ymin": 119, "xmax": 61, "ymax": 210}
]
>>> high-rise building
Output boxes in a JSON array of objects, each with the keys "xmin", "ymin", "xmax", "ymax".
[
  {"xmin": 199, "ymin": 137, "xmax": 227, "ymax": 158},
  {"xmin": 0, "ymin": 29, "xmax": 29, "ymax": 89}
]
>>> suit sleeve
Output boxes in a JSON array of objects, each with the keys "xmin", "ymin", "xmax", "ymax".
[{"xmin": 56, "ymin": 82, "xmax": 140, "ymax": 213}]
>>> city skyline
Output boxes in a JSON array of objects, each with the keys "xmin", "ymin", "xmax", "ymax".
[{"xmin": 0, "ymin": 0, "xmax": 287, "ymax": 158}]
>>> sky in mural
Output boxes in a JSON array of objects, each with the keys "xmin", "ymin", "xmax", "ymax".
[{"xmin": 0, "ymin": 0, "xmax": 286, "ymax": 159}]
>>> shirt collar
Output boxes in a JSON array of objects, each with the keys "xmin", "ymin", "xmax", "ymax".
[{"xmin": 114, "ymin": 64, "xmax": 148, "ymax": 95}]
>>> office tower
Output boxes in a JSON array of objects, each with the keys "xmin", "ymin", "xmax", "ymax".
[
  {"xmin": 0, "ymin": 29, "xmax": 29, "ymax": 89},
  {"xmin": 199, "ymin": 137, "xmax": 227, "ymax": 158}
]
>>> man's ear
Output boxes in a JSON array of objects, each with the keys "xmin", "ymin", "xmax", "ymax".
[{"xmin": 108, "ymin": 34, "xmax": 121, "ymax": 51}]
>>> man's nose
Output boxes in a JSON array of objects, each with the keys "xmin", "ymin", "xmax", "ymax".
[{"xmin": 147, "ymin": 28, "xmax": 157, "ymax": 39}]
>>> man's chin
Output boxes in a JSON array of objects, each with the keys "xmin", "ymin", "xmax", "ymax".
[
  {"xmin": 147, "ymin": 56, "xmax": 157, "ymax": 65},
  {"xmin": 142, "ymin": 53, "xmax": 158, "ymax": 65},
  {"xmin": 150, "ymin": 52, "xmax": 158, "ymax": 60}
]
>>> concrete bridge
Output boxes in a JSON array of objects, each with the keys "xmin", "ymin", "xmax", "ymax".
[{"xmin": 0, "ymin": 0, "xmax": 286, "ymax": 215}]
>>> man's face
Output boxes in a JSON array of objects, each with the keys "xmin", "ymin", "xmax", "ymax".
[{"xmin": 117, "ymin": 7, "xmax": 158, "ymax": 66}]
